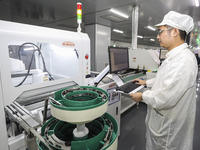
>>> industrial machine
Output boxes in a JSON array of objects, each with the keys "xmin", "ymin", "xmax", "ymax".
[
  {"xmin": 0, "ymin": 20, "xmax": 118, "ymax": 150},
  {"xmin": 37, "ymin": 86, "xmax": 118, "ymax": 150},
  {"xmin": 129, "ymin": 48, "xmax": 160, "ymax": 71},
  {"xmin": 91, "ymin": 46, "xmax": 160, "ymax": 116}
]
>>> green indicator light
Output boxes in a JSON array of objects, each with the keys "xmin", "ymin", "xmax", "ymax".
[{"xmin": 77, "ymin": 15, "xmax": 82, "ymax": 20}]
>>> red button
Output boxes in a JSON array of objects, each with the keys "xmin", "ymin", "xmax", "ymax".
[{"xmin": 85, "ymin": 54, "xmax": 89, "ymax": 59}]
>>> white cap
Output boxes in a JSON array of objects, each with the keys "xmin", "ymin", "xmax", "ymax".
[{"xmin": 155, "ymin": 11, "xmax": 194, "ymax": 34}]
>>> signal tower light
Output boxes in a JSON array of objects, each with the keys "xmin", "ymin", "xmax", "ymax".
[{"xmin": 77, "ymin": 2, "xmax": 82, "ymax": 32}]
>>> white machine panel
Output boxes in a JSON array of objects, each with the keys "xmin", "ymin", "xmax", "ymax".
[
  {"xmin": 129, "ymin": 49, "xmax": 160, "ymax": 71},
  {"xmin": 0, "ymin": 20, "xmax": 90, "ymax": 106}
]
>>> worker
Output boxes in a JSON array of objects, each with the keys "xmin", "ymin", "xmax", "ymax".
[{"xmin": 130, "ymin": 11, "xmax": 197, "ymax": 150}]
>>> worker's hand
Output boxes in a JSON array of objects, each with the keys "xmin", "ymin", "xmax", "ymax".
[
  {"xmin": 132, "ymin": 78, "xmax": 146, "ymax": 85},
  {"xmin": 130, "ymin": 92, "xmax": 143, "ymax": 103}
]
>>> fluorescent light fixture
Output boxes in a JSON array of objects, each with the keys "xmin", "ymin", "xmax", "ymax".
[
  {"xmin": 110, "ymin": 9, "xmax": 129, "ymax": 18},
  {"xmin": 97, "ymin": 31, "xmax": 107, "ymax": 35},
  {"xmin": 147, "ymin": 25, "xmax": 156, "ymax": 31},
  {"xmin": 113, "ymin": 29, "xmax": 123, "ymax": 34},
  {"xmin": 150, "ymin": 39, "xmax": 155, "ymax": 41},
  {"xmin": 195, "ymin": 0, "xmax": 199, "ymax": 7},
  {"xmin": 137, "ymin": 35, "xmax": 143, "ymax": 38}
]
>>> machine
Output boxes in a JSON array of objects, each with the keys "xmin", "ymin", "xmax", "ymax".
[
  {"xmin": 129, "ymin": 48, "xmax": 160, "ymax": 71},
  {"xmin": 37, "ymin": 86, "xmax": 118, "ymax": 150},
  {"xmin": 90, "ymin": 46, "xmax": 160, "ymax": 116},
  {"xmin": 0, "ymin": 20, "xmax": 118, "ymax": 150}
]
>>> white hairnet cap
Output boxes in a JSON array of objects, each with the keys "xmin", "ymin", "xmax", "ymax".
[{"xmin": 155, "ymin": 11, "xmax": 194, "ymax": 34}]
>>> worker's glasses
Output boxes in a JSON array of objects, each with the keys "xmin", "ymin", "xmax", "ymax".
[{"xmin": 157, "ymin": 28, "xmax": 173, "ymax": 35}]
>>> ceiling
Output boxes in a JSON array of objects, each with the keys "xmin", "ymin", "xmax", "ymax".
[{"xmin": 0, "ymin": 0, "xmax": 199, "ymax": 47}]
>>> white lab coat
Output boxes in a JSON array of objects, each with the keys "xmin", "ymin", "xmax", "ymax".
[{"xmin": 142, "ymin": 43, "xmax": 198, "ymax": 150}]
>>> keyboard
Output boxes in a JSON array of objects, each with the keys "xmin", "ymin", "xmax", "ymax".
[{"xmin": 116, "ymin": 82, "xmax": 142, "ymax": 94}]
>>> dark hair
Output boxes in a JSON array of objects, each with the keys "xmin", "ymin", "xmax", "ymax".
[
  {"xmin": 165, "ymin": 25, "xmax": 186, "ymax": 41},
  {"xmin": 179, "ymin": 30, "xmax": 186, "ymax": 41}
]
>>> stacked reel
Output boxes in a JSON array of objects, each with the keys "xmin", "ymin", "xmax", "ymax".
[{"xmin": 37, "ymin": 86, "xmax": 118, "ymax": 150}]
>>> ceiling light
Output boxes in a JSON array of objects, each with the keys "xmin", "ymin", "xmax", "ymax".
[
  {"xmin": 137, "ymin": 35, "xmax": 143, "ymax": 38},
  {"xmin": 97, "ymin": 31, "xmax": 107, "ymax": 35},
  {"xmin": 110, "ymin": 9, "xmax": 129, "ymax": 18},
  {"xmin": 113, "ymin": 29, "xmax": 123, "ymax": 34},
  {"xmin": 147, "ymin": 26, "xmax": 156, "ymax": 31},
  {"xmin": 195, "ymin": 0, "xmax": 199, "ymax": 7},
  {"xmin": 150, "ymin": 39, "xmax": 155, "ymax": 42}
]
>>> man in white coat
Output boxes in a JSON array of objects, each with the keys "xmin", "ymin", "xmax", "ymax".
[{"xmin": 130, "ymin": 11, "xmax": 198, "ymax": 150}]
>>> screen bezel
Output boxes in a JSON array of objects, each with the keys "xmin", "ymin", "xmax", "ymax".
[{"xmin": 108, "ymin": 46, "xmax": 129, "ymax": 73}]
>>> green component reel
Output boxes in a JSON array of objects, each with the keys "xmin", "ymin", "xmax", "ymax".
[
  {"xmin": 37, "ymin": 113, "xmax": 118, "ymax": 150},
  {"xmin": 52, "ymin": 86, "xmax": 108, "ymax": 111},
  {"xmin": 37, "ymin": 86, "xmax": 118, "ymax": 150}
]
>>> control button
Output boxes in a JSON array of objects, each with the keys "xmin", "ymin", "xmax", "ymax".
[{"xmin": 85, "ymin": 54, "xmax": 89, "ymax": 59}]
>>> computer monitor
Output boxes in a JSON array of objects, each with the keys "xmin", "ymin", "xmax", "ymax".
[
  {"xmin": 108, "ymin": 46, "xmax": 129, "ymax": 73},
  {"xmin": 159, "ymin": 49, "xmax": 168, "ymax": 60},
  {"xmin": 159, "ymin": 49, "xmax": 168, "ymax": 64}
]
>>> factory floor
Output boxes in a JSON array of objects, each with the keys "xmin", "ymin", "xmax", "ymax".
[{"xmin": 118, "ymin": 68, "xmax": 200, "ymax": 150}]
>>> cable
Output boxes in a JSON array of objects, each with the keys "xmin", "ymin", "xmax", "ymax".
[
  {"xmin": 16, "ymin": 43, "xmax": 54, "ymax": 87},
  {"xmin": 74, "ymin": 48, "xmax": 79, "ymax": 58},
  {"xmin": 38, "ymin": 44, "xmax": 54, "ymax": 80},
  {"xmin": 16, "ymin": 49, "xmax": 36, "ymax": 87}
]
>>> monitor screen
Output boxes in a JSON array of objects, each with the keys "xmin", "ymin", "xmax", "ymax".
[{"xmin": 108, "ymin": 46, "xmax": 129, "ymax": 73}]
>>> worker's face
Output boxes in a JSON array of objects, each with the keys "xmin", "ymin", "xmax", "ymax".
[{"xmin": 157, "ymin": 26, "xmax": 173, "ymax": 49}]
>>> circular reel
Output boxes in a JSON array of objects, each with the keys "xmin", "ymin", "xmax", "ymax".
[{"xmin": 50, "ymin": 86, "xmax": 109, "ymax": 124}]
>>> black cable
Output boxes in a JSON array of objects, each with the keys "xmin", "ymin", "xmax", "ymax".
[
  {"xmin": 19, "ymin": 43, "xmax": 54, "ymax": 80},
  {"xmin": 38, "ymin": 44, "xmax": 54, "ymax": 80},
  {"xmin": 74, "ymin": 48, "xmax": 79, "ymax": 58},
  {"xmin": 16, "ymin": 49, "xmax": 36, "ymax": 87},
  {"xmin": 16, "ymin": 43, "xmax": 54, "ymax": 87}
]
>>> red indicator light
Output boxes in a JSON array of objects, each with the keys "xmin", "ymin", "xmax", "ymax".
[
  {"xmin": 77, "ymin": 3, "xmax": 82, "ymax": 9},
  {"xmin": 85, "ymin": 54, "xmax": 89, "ymax": 59}
]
